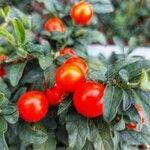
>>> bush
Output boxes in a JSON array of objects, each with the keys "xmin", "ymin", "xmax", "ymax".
[{"xmin": 0, "ymin": 0, "xmax": 150, "ymax": 150}]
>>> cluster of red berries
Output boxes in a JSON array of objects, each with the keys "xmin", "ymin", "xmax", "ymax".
[
  {"xmin": 17, "ymin": 1, "xmax": 104, "ymax": 123},
  {"xmin": 1, "ymin": 1, "xmax": 144, "ymax": 130},
  {"xmin": 44, "ymin": 1, "xmax": 93, "ymax": 33},
  {"xmin": 17, "ymin": 47, "xmax": 105, "ymax": 122}
]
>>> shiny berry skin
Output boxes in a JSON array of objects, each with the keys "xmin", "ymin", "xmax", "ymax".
[
  {"xmin": 73, "ymin": 81, "xmax": 105, "ymax": 118},
  {"xmin": 17, "ymin": 91, "xmax": 48, "ymax": 122},
  {"xmin": 44, "ymin": 18, "xmax": 65, "ymax": 32},
  {"xmin": 45, "ymin": 85, "xmax": 67, "ymax": 106},
  {"xmin": 60, "ymin": 48, "xmax": 77, "ymax": 58},
  {"xmin": 70, "ymin": 1, "xmax": 93, "ymax": 25},
  {"xmin": 0, "ymin": 67, "xmax": 5, "ymax": 78},
  {"xmin": 56, "ymin": 63, "xmax": 85, "ymax": 92},
  {"xmin": 65, "ymin": 57, "xmax": 88, "ymax": 75}
]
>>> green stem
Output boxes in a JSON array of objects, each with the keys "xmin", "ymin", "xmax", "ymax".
[
  {"xmin": 127, "ymin": 82, "xmax": 139, "ymax": 88},
  {"xmin": 74, "ymin": 28, "xmax": 86, "ymax": 37}
]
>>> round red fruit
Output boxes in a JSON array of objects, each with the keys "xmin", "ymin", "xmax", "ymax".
[
  {"xmin": 45, "ymin": 85, "xmax": 67, "ymax": 106},
  {"xmin": 44, "ymin": 18, "xmax": 65, "ymax": 32},
  {"xmin": 73, "ymin": 81, "xmax": 105, "ymax": 118},
  {"xmin": 0, "ymin": 67, "xmax": 5, "ymax": 78},
  {"xmin": 65, "ymin": 57, "xmax": 88, "ymax": 75},
  {"xmin": 60, "ymin": 48, "xmax": 77, "ymax": 58},
  {"xmin": 126, "ymin": 123, "xmax": 137, "ymax": 129},
  {"xmin": 70, "ymin": 1, "xmax": 93, "ymax": 25},
  {"xmin": 17, "ymin": 91, "xmax": 48, "ymax": 122},
  {"xmin": 56, "ymin": 63, "xmax": 85, "ymax": 92}
]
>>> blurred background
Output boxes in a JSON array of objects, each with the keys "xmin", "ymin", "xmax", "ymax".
[{"xmin": 0, "ymin": 0, "xmax": 150, "ymax": 49}]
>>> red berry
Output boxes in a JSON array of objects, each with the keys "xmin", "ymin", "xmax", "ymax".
[
  {"xmin": 17, "ymin": 91, "xmax": 48, "ymax": 122},
  {"xmin": 56, "ymin": 63, "xmax": 85, "ymax": 92},
  {"xmin": 45, "ymin": 85, "xmax": 67, "ymax": 106},
  {"xmin": 0, "ymin": 67, "xmax": 5, "ymax": 78},
  {"xmin": 44, "ymin": 18, "xmax": 65, "ymax": 32},
  {"xmin": 60, "ymin": 48, "xmax": 77, "ymax": 58},
  {"xmin": 126, "ymin": 123, "xmax": 137, "ymax": 129},
  {"xmin": 65, "ymin": 57, "xmax": 88, "ymax": 75},
  {"xmin": 70, "ymin": 1, "xmax": 93, "ymax": 25},
  {"xmin": 73, "ymin": 81, "xmax": 105, "ymax": 118}
]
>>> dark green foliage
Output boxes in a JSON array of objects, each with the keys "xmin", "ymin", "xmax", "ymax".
[{"xmin": 0, "ymin": 0, "xmax": 149, "ymax": 150}]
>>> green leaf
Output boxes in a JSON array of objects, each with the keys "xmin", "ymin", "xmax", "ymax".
[
  {"xmin": 140, "ymin": 69, "xmax": 150, "ymax": 91},
  {"xmin": 82, "ymin": 141, "xmax": 94, "ymax": 150},
  {"xmin": 93, "ymin": 3, "xmax": 114, "ymax": 13},
  {"xmin": 12, "ymin": 18, "xmax": 26, "ymax": 45},
  {"xmin": 119, "ymin": 69, "xmax": 129, "ymax": 82},
  {"xmin": 0, "ymin": 133, "xmax": 8, "ymax": 150},
  {"xmin": 16, "ymin": 47, "xmax": 28, "ymax": 58},
  {"xmin": 0, "ymin": 79, "xmax": 11, "ymax": 98},
  {"xmin": 22, "ymin": 68, "xmax": 43, "ymax": 84},
  {"xmin": 0, "ymin": 46, "xmax": 8, "ymax": 54},
  {"xmin": 0, "ymin": 6, "xmax": 10, "ymax": 19},
  {"xmin": 25, "ymin": 30, "xmax": 36, "ymax": 43},
  {"xmin": 1, "ymin": 105, "xmax": 16, "ymax": 115},
  {"xmin": 42, "ymin": 0, "xmax": 60, "ymax": 13},
  {"xmin": 50, "ymin": 31, "xmax": 67, "ymax": 40},
  {"xmin": 0, "ymin": 93, "xmax": 5, "ymax": 106},
  {"xmin": 44, "ymin": 131, "xmax": 57, "ymax": 150},
  {"xmin": 0, "ymin": 117, "xmax": 7, "ymax": 133},
  {"xmin": 41, "ymin": 40, "xmax": 51, "ymax": 55},
  {"xmin": 88, "ymin": 118, "xmax": 114, "ymax": 150},
  {"xmin": 44, "ymin": 63, "xmax": 57, "ymax": 87},
  {"xmin": 3, "ymin": 110, "xmax": 19, "ymax": 124},
  {"xmin": 57, "ymin": 99, "xmax": 72, "ymax": 115},
  {"xmin": 9, "ymin": 7, "xmax": 30, "ymax": 25},
  {"xmin": 12, "ymin": 86, "xmax": 27, "ymax": 102},
  {"xmin": 123, "ymin": 105, "xmax": 141, "ymax": 125},
  {"xmin": 123, "ymin": 60, "xmax": 150, "ymax": 80},
  {"xmin": 83, "ymin": 30, "xmax": 107, "ymax": 45},
  {"xmin": 0, "ymin": 27, "xmax": 16, "ymax": 46},
  {"xmin": 135, "ymin": 90, "xmax": 150, "ymax": 127},
  {"xmin": 25, "ymin": 42, "xmax": 44, "ymax": 54},
  {"xmin": 8, "ymin": 62, "xmax": 26, "ymax": 86},
  {"xmin": 128, "ymin": 36, "xmax": 138, "ymax": 54},
  {"xmin": 103, "ymin": 85, "xmax": 123, "ymax": 122},
  {"xmin": 113, "ymin": 36, "xmax": 124, "ymax": 51},
  {"xmin": 56, "ymin": 124, "xmax": 68, "ymax": 145},
  {"xmin": 119, "ymin": 127, "xmax": 150, "ymax": 146},
  {"xmin": 66, "ymin": 113, "xmax": 89, "ymax": 150},
  {"xmin": 114, "ymin": 117, "xmax": 125, "ymax": 131},
  {"xmin": 38, "ymin": 55, "xmax": 53, "ymax": 70},
  {"xmin": 122, "ymin": 90, "xmax": 131, "ymax": 111},
  {"xmin": 19, "ymin": 124, "xmax": 48, "ymax": 145},
  {"xmin": 88, "ymin": 70, "xmax": 106, "ymax": 82},
  {"xmin": 33, "ymin": 130, "xmax": 57, "ymax": 150},
  {"xmin": 31, "ymin": 13, "xmax": 43, "ymax": 31}
]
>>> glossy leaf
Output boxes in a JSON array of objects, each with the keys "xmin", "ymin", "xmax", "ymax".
[
  {"xmin": 19, "ymin": 124, "xmax": 48, "ymax": 145},
  {"xmin": 0, "ymin": 27, "xmax": 16, "ymax": 46},
  {"xmin": 66, "ymin": 113, "xmax": 89, "ymax": 150},
  {"xmin": 7, "ymin": 62, "xmax": 26, "ymax": 86},
  {"xmin": 88, "ymin": 118, "xmax": 114, "ymax": 150},
  {"xmin": 12, "ymin": 18, "xmax": 26, "ymax": 45},
  {"xmin": 103, "ymin": 85, "xmax": 123, "ymax": 122}
]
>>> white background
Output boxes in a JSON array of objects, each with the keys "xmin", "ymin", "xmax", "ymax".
[{"xmin": 88, "ymin": 45, "xmax": 150, "ymax": 59}]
